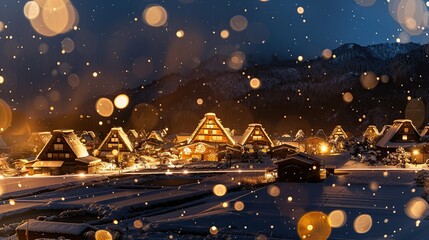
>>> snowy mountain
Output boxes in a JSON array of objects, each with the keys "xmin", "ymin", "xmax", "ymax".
[{"xmin": 15, "ymin": 42, "xmax": 429, "ymax": 139}]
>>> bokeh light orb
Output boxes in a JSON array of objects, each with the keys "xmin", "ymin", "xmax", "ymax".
[
  {"xmin": 267, "ymin": 185, "xmax": 280, "ymax": 197},
  {"xmin": 61, "ymin": 37, "xmax": 75, "ymax": 53},
  {"xmin": 95, "ymin": 230, "xmax": 113, "ymax": 240},
  {"xmin": 220, "ymin": 29, "xmax": 230, "ymax": 39},
  {"xmin": 359, "ymin": 71, "xmax": 378, "ymax": 90},
  {"xmin": 322, "ymin": 49, "xmax": 332, "ymax": 59},
  {"xmin": 405, "ymin": 197, "xmax": 429, "ymax": 219},
  {"xmin": 342, "ymin": 92, "xmax": 353, "ymax": 103},
  {"xmin": 0, "ymin": 76, "xmax": 4, "ymax": 84},
  {"xmin": 227, "ymin": 51, "xmax": 246, "ymax": 70},
  {"xmin": 297, "ymin": 211, "xmax": 331, "ymax": 240},
  {"xmin": 114, "ymin": 94, "xmax": 129, "ymax": 109},
  {"xmin": 405, "ymin": 98, "xmax": 426, "ymax": 128},
  {"xmin": 353, "ymin": 214, "xmax": 372, "ymax": 234},
  {"xmin": 176, "ymin": 30, "xmax": 185, "ymax": 38},
  {"xmin": 197, "ymin": 98, "xmax": 204, "ymax": 105},
  {"xmin": 0, "ymin": 99, "xmax": 12, "ymax": 131},
  {"xmin": 234, "ymin": 201, "xmax": 245, "ymax": 211},
  {"xmin": 67, "ymin": 74, "xmax": 80, "ymax": 88},
  {"xmin": 328, "ymin": 210, "xmax": 347, "ymax": 228},
  {"xmin": 297, "ymin": 7, "xmax": 305, "ymax": 14},
  {"xmin": 23, "ymin": 1, "xmax": 40, "ymax": 20},
  {"xmin": 134, "ymin": 220, "xmax": 143, "ymax": 229},
  {"xmin": 210, "ymin": 226, "xmax": 219, "ymax": 235},
  {"xmin": 250, "ymin": 78, "xmax": 261, "ymax": 89},
  {"xmin": 96, "ymin": 98, "xmax": 114, "ymax": 117},
  {"xmin": 230, "ymin": 15, "xmax": 248, "ymax": 31},
  {"xmin": 213, "ymin": 184, "xmax": 227, "ymax": 197},
  {"xmin": 143, "ymin": 5, "xmax": 168, "ymax": 27}
]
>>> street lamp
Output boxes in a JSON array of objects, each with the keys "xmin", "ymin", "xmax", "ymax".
[
  {"xmin": 320, "ymin": 143, "xmax": 328, "ymax": 168},
  {"xmin": 412, "ymin": 149, "xmax": 420, "ymax": 166}
]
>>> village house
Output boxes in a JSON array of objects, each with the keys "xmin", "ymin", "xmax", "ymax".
[
  {"xmin": 362, "ymin": 125, "xmax": 380, "ymax": 144},
  {"xmin": 28, "ymin": 130, "xmax": 101, "ymax": 175},
  {"xmin": 274, "ymin": 152, "xmax": 322, "ymax": 182},
  {"xmin": 238, "ymin": 123, "xmax": 274, "ymax": 151},
  {"xmin": 95, "ymin": 127, "xmax": 134, "ymax": 159},
  {"xmin": 26, "ymin": 131, "xmax": 52, "ymax": 153},
  {"xmin": 177, "ymin": 113, "xmax": 236, "ymax": 161},
  {"xmin": 376, "ymin": 119, "xmax": 421, "ymax": 155}
]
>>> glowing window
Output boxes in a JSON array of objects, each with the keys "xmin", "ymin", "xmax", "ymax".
[
  {"xmin": 203, "ymin": 129, "xmax": 209, "ymax": 134},
  {"xmin": 404, "ymin": 128, "xmax": 409, "ymax": 133},
  {"xmin": 54, "ymin": 144, "xmax": 63, "ymax": 151},
  {"xmin": 47, "ymin": 153, "xmax": 52, "ymax": 158},
  {"xmin": 402, "ymin": 135, "xmax": 408, "ymax": 140}
]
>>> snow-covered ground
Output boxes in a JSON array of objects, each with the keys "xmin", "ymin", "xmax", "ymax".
[{"xmin": 1, "ymin": 155, "xmax": 429, "ymax": 239}]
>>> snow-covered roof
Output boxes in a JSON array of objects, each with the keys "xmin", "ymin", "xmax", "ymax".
[
  {"xmin": 420, "ymin": 126, "xmax": 429, "ymax": 137},
  {"xmin": 329, "ymin": 125, "xmax": 348, "ymax": 140},
  {"xmin": 376, "ymin": 119, "xmax": 420, "ymax": 148},
  {"xmin": 363, "ymin": 125, "xmax": 380, "ymax": 138},
  {"xmin": 16, "ymin": 219, "xmax": 97, "ymax": 235},
  {"xmin": 314, "ymin": 129, "xmax": 327, "ymax": 139},
  {"xmin": 26, "ymin": 132, "xmax": 52, "ymax": 146},
  {"xmin": 32, "ymin": 161, "xmax": 64, "ymax": 168},
  {"xmin": 238, "ymin": 123, "xmax": 274, "ymax": 147},
  {"xmin": 76, "ymin": 155, "xmax": 101, "ymax": 164},
  {"xmin": 128, "ymin": 129, "xmax": 139, "ymax": 138},
  {"xmin": 188, "ymin": 113, "xmax": 235, "ymax": 145},
  {"xmin": 36, "ymin": 130, "xmax": 90, "ymax": 160},
  {"xmin": 147, "ymin": 130, "xmax": 164, "ymax": 143},
  {"xmin": 97, "ymin": 127, "xmax": 134, "ymax": 153},
  {"xmin": 274, "ymin": 152, "xmax": 320, "ymax": 165}
]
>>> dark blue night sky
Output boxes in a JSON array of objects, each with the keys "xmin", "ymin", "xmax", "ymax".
[{"xmin": 0, "ymin": 0, "xmax": 428, "ymax": 114}]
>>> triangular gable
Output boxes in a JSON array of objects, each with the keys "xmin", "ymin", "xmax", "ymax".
[
  {"xmin": 97, "ymin": 127, "xmax": 134, "ymax": 154},
  {"xmin": 26, "ymin": 132, "xmax": 52, "ymax": 146},
  {"xmin": 147, "ymin": 131, "xmax": 164, "ymax": 143},
  {"xmin": 329, "ymin": 125, "xmax": 348, "ymax": 140},
  {"xmin": 36, "ymin": 130, "xmax": 89, "ymax": 160},
  {"xmin": 421, "ymin": 126, "xmax": 429, "ymax": 137},
  {"xmin": 188, "ymin": 113, "xmax": 235, "ymax": 145},
  {"xmin": 128, "ymin": 129, "xmax": 139, "ymax": 139},
  {"xmin": 363, "ymin": 125, "xmax": 380, "ymax": 137},
  {"xmin": 376, "ymin": 119, "xmax": 421, "ymax": 148},
  {"xmin": 379, "ymin": 125, "xmax": 392, "ymax": 136},
  {"xmin": 239, "ymin": 123, "xmax": 274, "ymax": 147},
  {"xmin": 314, "ymin": 129, "xmax": 327, "ymax": 139}
]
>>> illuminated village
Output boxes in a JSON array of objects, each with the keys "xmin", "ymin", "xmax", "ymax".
[{"xmin": 2, "ymin": 0, "xmax": 429, "ymax": 240}]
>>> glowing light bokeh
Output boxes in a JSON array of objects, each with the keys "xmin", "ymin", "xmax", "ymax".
[
  {"xmin": 250, "ymin": 78, "xmax": 261, "ymax": 89},
  {"xmin": 210, "ymin": 226, "xmax": 219, "ymax": 235},
  {"xmin": 359, "ymin": 71, "xmax": 378, "ymax": 90},
  {"xmin": 234, "ymin": 201, "xmax": 245, "ymax": 211},
  {"xmin": 297, "ymin": 211, "xmax": 331, "ymax": 240},
  {"xmin": 227, "ymin": 51, "xmax": 245, "ymax": 70},
  {"xmin": 0, "ymin": 99, "xmax": 12, "ymax": 131},
  {"xmin": 23, "ymin": 1, "xmax": 40, "ymax": 20},
  {"xmin": 342, "ymin": 92, "xmax": 353, "ymax": 103},
  {"xmin": 143, "ymin": 5, "xmax": 168, "ymax": 27},
  {"xmin": 95, "ymin": 230, "xmax": 113, "ymax": 240},
  {"xmin": 328, "ymin": 210, "xmax": 347, "ymax": 228},
  {"xmin": 355, "ymin": 0, "xmax": 376, "ymax": 7},
  {"xmin": 134, "ymin": 220, "xmax": 143, "ymax": 229},
  {"xmin": 61, "ymin": 37, "xmax": 75, "ymax": 53},
  {"xmin": 230, "ymin": 15, "xmax": 248, "ymax": 31},
  {"xmin": 213, "ymin": 184, "xmax": 227, "ymax": 196},
  {"xmin": 267, "ymin": 185, "xmax": 280, "ymax": 197},
  {"xmin": 114, "ymin": 94, "xmax": 130, "ymax": 109},
  {"xmin": 297, "ymin": 7, "xmax": 305, "ymax": 14},
  {"xmin": 176, "ymin": 30, "xmax": 185, "ymax": 38},
  {"xmin": 353, "ymin": 214, "xmax": 372, "ymax": 234},
  {"xmin": 96, "ymin": 98, "xmax": 114, "ymax": 117},
  {"xmin": 220, "ymin": 29, "xmax": 230, "ymax": 39},
  {"xmin": 405, "ymin": 197, "xmax": 429, "ymax": 219}
]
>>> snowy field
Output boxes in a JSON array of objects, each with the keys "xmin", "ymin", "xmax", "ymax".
[{"xmin": 1, "ymin": 155, "xmax": 429, "ymax": 239}]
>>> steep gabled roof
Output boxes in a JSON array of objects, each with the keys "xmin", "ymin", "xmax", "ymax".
[
  {"xmin": 379, "ymin": 125, "xmax": 392, "ymax": 136},
  {"xmin": 329, "ymin": 125, "xmax": 348, "ymax": 140},
  {"xmin": 147, "ymin": 130, "xmax": 164, "ymax": 143},
  {"xmin": 314, "ymin": 129, "xmax": 327, "ymax": 139},
  {"xmin": 239, "ymin": 123, "xmax": 274, "ymax": 147},
  {"xmin": 128, "ymin": 129, "xmax": 139, "ymax": 138},
  {"xmin": 97, "ymin": 127, "xmax": 134, "ymax": 153},
  {"xmin": 363, "ymin": 125, "xmax": 380, "ymax": 138},
  {"xmin": 376, "ymin": 119, "xmax": 420, "ymax": 148},
  {"xmin": 26, "ymin": 132, "xmax": 52, "ymax": 146},
  {"xmin": 188, "ymin": 113, "xmax": 235, "ymax": 145},
  {"xmin": 36, "ymin": 130, "xmax": 89, "ymax": 159},
  {"xmin": 421, "ymin": 126, "xmax": 429, "ymax": 137}
]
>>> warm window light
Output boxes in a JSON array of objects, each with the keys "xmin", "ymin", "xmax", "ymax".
[
  {"xmin": 320, "ymin": 144, "xmax": 328, "ymax": 153},
  {"xmin": 412, "ymin": 149, "xmax": 420, "ymax": 156}
]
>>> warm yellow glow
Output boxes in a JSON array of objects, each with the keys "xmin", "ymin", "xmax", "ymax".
[
  {"xmin": 267, "ymin": 185, "xmax": 280, "ymax": 197},
  {"xmin": 143, "ymin": 5, "xmax": 168, "ymax": 27},
  {"xmin": 114, "ymin": 94, "xmax": 129, "ymax": 109},
  {"xmin": 210, "ymin": 226, "xmax": 219, "ymax": 235},
  {"xmin": 9, "ymin": 199, "xmax": 16, "ymax": 206},
  {"xmin": 353, "ymin": 214, "xmax": 372, "ymax": 234},
  {"xmin": 234, "ymin": 201, "xmax": 245, "ymax": 211},
  {"xmin": 320, "ymin": 144, "xmax": 328, "ymax": 153},
  {"xmin": 297, "ymin": 211, "xmax": 331, "ymax": 240},
  {"xmin": 95, "ymin": 230, "xmax": 113, "ymax": 240},
  {"xmin": 249, "ymin": 78, "xmax": 261, "ymax": 89},
  {"xmin": 23, "ymin": 1, "xmax": 40, "ymax": 20},
  {"xmin": 220, "ymin": 29, "xmax": 230, "ymax": 39},
  {"xmin": 213, "ymin": 184, "xmax": 227, "ymax": 196},
  {"xmin": 134, "ymin": 220, "xmax": 143, "ymax": 229},
  {"xmin": 342, "ymin": 92, "xmax": 354, "ymax": 103},
  {"xmin": 297, "ymin": 7, "xmax": 305, "ymax": 14},
  {"xmin": 405, "ymin": 197, "xmax": 429, "ymax": 219},
  {"xmin": 328, "ymin": 210, "xmax": 347, "ymax": 228},
  {"xmin": 413, "ymin": 149, "xmax": 420, "ymax": 156},
  {"xmin": 196, "ymin": 98, "xmax": 204, "ymax": 105},
  {"xmin": 297, "ymin": 55, "xmax": 304, "ymax": 62},
  {"xmin": 176, "ymin": 30, "xmax": 185, "ymax": 38},
  {"xmin": 95, "ymin": 98, "xmax": 114, "ymax": 117},
  {"xmin": 0, "ymin": 76, "xmax": 4, "ymax": 84}
]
